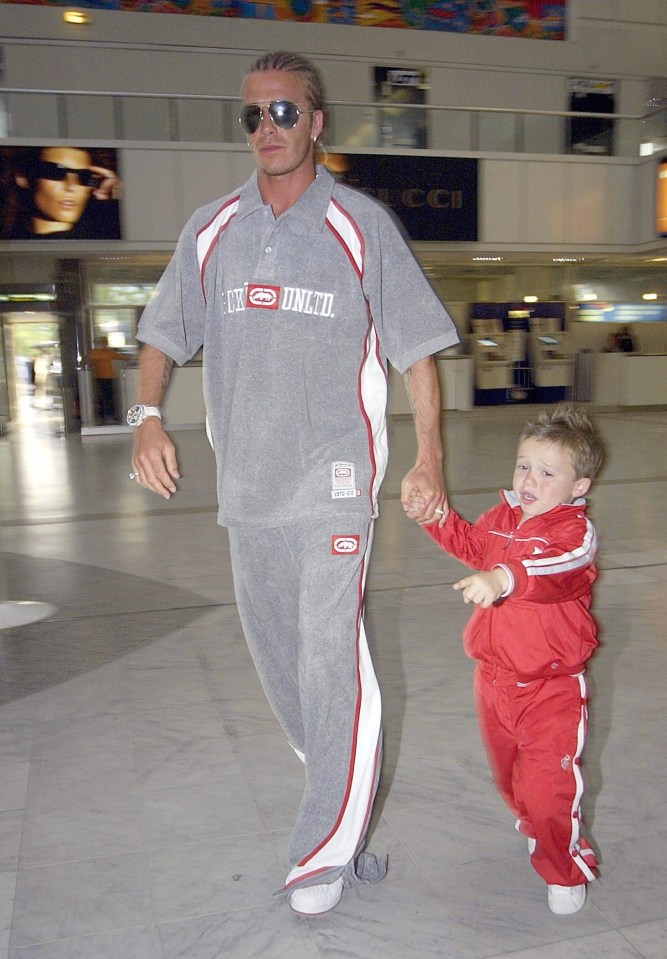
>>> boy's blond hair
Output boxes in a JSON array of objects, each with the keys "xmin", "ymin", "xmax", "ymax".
[{"xmin": 520, "ymin": 405, "xmax": 605, "ymax": 480}]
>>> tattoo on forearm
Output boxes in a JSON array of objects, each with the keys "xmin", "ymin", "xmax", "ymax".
[
  {"xmin": 404, "ymin": 368, "xmax": 417, "ymax": 416},
  {"xmin": 162, "ymin": 357, "xmax": 174, "ymax": 391}
]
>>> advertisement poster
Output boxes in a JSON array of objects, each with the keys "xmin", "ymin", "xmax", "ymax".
[
  {"xmin": 324, "ymin": 152, "xmax": 478, "ymax": 241},
  {"xmin": 0, "ymin": 146, "xmax": 122, "ymax": 240},
  {"xmin": 374, "ymin": 67, "xmax": 428, "ymax": 149},
  {"xmin": 567, "ymin": 78, "xmax": 616, "ymax": 156},
  {"xmin": 657, "ymin": 159, "xmax": 667, "ymax": 237}
]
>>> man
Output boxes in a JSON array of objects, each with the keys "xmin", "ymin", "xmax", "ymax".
[{"xmin": 130, "ymin": 51, "xmax": 458, "ymax": 916}]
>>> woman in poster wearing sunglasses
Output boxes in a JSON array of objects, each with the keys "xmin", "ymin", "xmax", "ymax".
[{"xmin": 2, "ymin": 145, "xmax": 121, "ymax": 239}]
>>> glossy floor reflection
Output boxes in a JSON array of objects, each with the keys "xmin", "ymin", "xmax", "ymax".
[{"xmin": 1, "ymin": 404, "xmax": 666, "ymax": 958}]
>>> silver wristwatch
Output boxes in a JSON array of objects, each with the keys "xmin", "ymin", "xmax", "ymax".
[{"xmin": 126, "ymin": 404, "xmax": 162, "ymax": 427}]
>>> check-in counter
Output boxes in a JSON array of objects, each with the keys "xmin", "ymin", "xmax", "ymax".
[
  {"xmin": 528, "ymin": 332, "xmax": 574, "ymax": 389},
  {"xmin": 590, "ymin": 352, "xmax": 667, "ymax": 406},
  {"xmin": 471, "ymin": 333, "xmax": 515, "ymax": 394}
]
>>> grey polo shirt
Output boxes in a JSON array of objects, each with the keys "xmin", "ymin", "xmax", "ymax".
[{"xmin": 137, "ymin": 165, "xmax": 459, "ymax": 528}]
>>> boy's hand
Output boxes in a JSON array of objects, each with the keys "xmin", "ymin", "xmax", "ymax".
[
  {"xmin": 453, "ymin": 569, "xmax": 509, "ymax": 608},
  {"xmin": 403, "ymin": 493, "xmax": 448, "ymax": 525}
]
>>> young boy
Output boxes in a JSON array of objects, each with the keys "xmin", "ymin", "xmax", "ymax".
[{"xmin": 406, "ymin": 406, "xmax": 605, "ymax": 915}]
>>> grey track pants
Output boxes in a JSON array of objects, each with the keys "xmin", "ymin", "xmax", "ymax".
[{"xmin": 228, "ymin": 514, "xmax": 383, "ymax": 891}]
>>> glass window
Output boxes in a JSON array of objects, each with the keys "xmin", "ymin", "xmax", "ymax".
[
  {"xmin": 91, "ymin": 307, "xmax": 141, "ymax": 353},
  {"xmin": 90, "ymin": 283, "xmax": 156, "ymax": 306}
]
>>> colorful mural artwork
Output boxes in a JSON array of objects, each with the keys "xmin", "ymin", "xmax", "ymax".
[{"xmin": 1, "ymin": 0, "xmax": 568, "ymax": 39}]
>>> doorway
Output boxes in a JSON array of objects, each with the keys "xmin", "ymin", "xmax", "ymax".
[{"xmin": 1, "ymin": 312, "xmax": 66, "ymax": 436}]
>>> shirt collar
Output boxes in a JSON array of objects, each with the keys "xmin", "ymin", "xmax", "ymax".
[
  {"xmin": 235, "ymin": 165, "xmax": 335, "ymax": 232},
  {"xmin": 502, "ymin": 489, "xmax": 588, "ymax": 513}
]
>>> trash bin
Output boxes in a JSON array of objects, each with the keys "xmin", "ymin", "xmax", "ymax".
[{"xmin": 77, "ymin": 367, "xmax": 96, "ymax": 427}]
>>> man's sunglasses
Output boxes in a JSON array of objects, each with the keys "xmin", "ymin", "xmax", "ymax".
[
  {"xmin": 35, "ymin": 161, "xmax": 101, "ymax": 188},
  {"xmin": 239, "ymin": 100, "xmax": 314, "ymax": 136}
]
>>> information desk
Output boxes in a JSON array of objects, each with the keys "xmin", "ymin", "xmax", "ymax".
[{"xmin": 590, "ymin": 353, "xmax": 667, "ymax": 406}]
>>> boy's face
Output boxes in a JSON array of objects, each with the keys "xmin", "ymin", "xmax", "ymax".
[{"xmin": 513, "ymin": 437, "xmax": 591, "ymax": 521}]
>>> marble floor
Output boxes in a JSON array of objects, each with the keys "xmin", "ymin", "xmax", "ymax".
[{"xmin": 0, "ymin": 402, "xmax": 666, "ymax": 959}]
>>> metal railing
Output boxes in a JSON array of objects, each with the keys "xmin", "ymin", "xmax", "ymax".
[{"xmin": 1, "ymin": 88, "xmax": 666, "ymax": 158}]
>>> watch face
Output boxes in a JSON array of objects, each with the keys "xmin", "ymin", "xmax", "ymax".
[{"xmin": 126, "ymin": 405, "xmax": 145, "ymax": 427}]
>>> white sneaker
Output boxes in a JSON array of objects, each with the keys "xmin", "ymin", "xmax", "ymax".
[
  {"xmin": 290, "ymin": 877, "xmax": 344, "ymax": 916},
  {"xmin": 515, "ymin": 820, "xmax": 536, "ymax": 856},
  {"xmin": 547, "ymin": 883, "xmax": 586, "ymax": 915}
]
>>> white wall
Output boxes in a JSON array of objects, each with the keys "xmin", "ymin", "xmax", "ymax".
[
  {"xmin": 119, "ymin": 147, "xmax": 256, "ymax": 242},
  {"xmin": 96, "ymin": 145, "xmax": 649, "ymax": 252},
  {"xmin": 481, "ymin": 155, "xmax": 643, "ymax": 250},
  {"xmin": 0, "ymin": 144, "xmax": 653, "ymax": 256}
]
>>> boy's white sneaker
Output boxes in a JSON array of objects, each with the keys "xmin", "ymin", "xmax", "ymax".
[
  {"xmin": 290, "ymin": 877, "xmax": 344, "ymax": 916},
  {"xmin": 547, "ymin": 883, "xmax": 586, "ymax": 915},
  {"xmin": 515, "ymin": 820, "xmax": 536, "ymax": 856}
]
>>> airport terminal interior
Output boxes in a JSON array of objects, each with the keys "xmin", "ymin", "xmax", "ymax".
[
  {"xmin": 0, "ymin": 400, "xmax": 666, "ymax": 957},
  {"xmin": 1, "ymin": 1, "xmax": 667, "ymax": 956}
]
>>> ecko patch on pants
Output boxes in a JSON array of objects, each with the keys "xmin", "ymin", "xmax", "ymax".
[
  {"xmin": 331, "ymin": 461, "xmax": 359, "ymax": 500},
  {"xmin": 331, "ymin": 535, "xmax": 360, "ymax": 555}
]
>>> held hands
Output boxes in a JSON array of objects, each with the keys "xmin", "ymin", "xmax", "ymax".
[
  {"xmin": 403, "ymin": 491, "xmax": 449, "ymax": 525},
  {"xmin": 131, "ymin": 419, "xmax": 180, "ymax": 500},
  {"xmin": 453, "ymin": 569, "xmax": 509, "ymax": 608},
  {"xmin": 400, "ymin": 461, "xmax": 448, "ymax": 527}
]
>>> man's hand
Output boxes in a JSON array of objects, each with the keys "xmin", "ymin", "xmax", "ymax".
[
  {"xmin": 400, "ymin": 355, "xmax": 447, "ymax": 527},
  {"xmin": 400, "ymin": 462, "xmax": 448, "ymax": 527},
  {"xmin": 131, "ymin": 418, "xmax": 180, "ymax": 499},
  {"xmin": 453, "ymin": 569, "xmax": 509, "ymax": 608}
]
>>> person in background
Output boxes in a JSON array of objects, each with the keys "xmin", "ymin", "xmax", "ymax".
[
  {"xmin": 85, "ymin": 336, "xmax": 129, "ymax": 424},
  {"xmin": 406, "ymin": 405, "xmax": 605, "ymax": 916},
  {"xmin": 616, "ymin": 325, "xmax": 637, "ymax": 353},
  {"xmin": 129, "ymin": 50, "xmax": 458, "ymax": 916}
]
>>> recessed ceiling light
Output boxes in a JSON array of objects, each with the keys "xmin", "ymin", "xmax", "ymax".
[{"xmin": 63, "ymin": 10, "xmax": 93, "ymax": 24}]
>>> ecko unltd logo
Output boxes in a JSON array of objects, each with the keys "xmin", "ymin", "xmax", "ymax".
[
  {"xmin": 246, "ymin": 284, "xmax": 280, "ymax": 309},
  {"xmin": 331, "ymin": 535, "xmax": 360, "ymax": 556}
]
